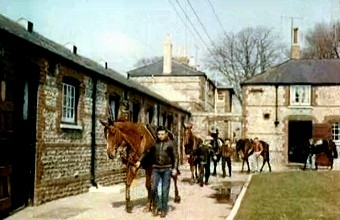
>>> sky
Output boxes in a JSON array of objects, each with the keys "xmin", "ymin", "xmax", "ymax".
[{"xmin": 1, "ymin": 0, "xmax": 340, "ymax": 77}]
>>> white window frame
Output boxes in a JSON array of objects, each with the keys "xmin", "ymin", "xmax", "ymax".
[
  {"xmin": 290, "ymin": 85, "xmax": 311, "ymax": 106},
  {"xmin": 332, "ymin": 122, "xmax": 340, "ymax": 141},
  {"xmin": 62, "ymin": 83, "xmax": 76, "ymax": 123}
]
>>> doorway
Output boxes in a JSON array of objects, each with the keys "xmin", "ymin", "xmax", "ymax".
[
  {"xmin": 288, "ymin": 120, "xmax": 312, "ymax": 163},
  {"xmin": 0, "ymin": 59, "xmax": 38, "ymax": 213}
]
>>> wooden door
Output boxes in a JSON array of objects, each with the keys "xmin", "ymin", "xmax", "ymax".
[{"xmin": 312, "ymin": 123, "xmax": 332, "ymax": 140}]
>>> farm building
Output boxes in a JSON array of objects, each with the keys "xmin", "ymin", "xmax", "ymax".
[
  {"xmin": 0, "ymin": 14, "xmax": 190, "ymax": 213},
  {"xmin": 128, "ymin": 34, "xmax": 242, "ymax": 140},
  {"xmin": 241, "ymin": 30, "xmax": 340, "ymax": 164}
]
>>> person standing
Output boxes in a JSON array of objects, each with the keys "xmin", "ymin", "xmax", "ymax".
[
  {"xmin": 220, "ymin": 138, "xmax": 233, "ymax": 177},
  {"xmin": 250, "ymin": 137, "xmax": 263, "ymax": 172},
  {"xmin": 151, "ymin": 126, "xmax": 179, "ymax": 218}
]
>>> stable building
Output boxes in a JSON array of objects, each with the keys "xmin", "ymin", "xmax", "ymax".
[{"xmin": 0, "ymin": 14, "xmax": 190, "ymax": 214}]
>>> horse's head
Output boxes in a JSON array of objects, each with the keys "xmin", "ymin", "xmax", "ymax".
[
  {"xmin": 183, "ymin": 125, "xmax": 194, "ymax": 153},
  {"xmin": 100, "ymin": 118, "xmax": 126, "ymax": 159}
]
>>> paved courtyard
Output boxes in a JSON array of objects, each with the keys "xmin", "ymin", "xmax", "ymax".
[{"xmin": 4, "ymin": 159, "xmax": 340, "ymax": 220}]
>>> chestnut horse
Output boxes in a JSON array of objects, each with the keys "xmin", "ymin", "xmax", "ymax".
[
  {"xmin": 183, "ymin": 124, "xmax": 202, "ymax": 183},
  {"xmin": 100, "ymin": 119, "xmax": 181, "ymax": 213}
]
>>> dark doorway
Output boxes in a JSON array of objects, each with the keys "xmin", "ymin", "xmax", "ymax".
[
  {"xmin": 0, "ymin": 59, "xmax": 38, "ymax": 214},
  {"xmin": 288, "ymin": 120, "xmax": 312, "ymax": 163}
]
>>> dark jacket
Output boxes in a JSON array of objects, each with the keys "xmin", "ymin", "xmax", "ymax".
[{"xmin": 152, "ymin": 139, "xmax": 178, "ymax": 169}]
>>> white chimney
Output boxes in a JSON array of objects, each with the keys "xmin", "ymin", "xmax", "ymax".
[
  {"xmin": 163, "ymin": 34, "xmax": 172, "ymax": 74},
  {"xmin": 188, "ymin": 56, "xmax": 196, "ymax": 68},
  {"xmin": 291, "ymin": 27, "xmax": 300, "ymax": 59}
]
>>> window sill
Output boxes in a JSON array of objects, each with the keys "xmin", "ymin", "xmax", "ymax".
[
  {"xmin": 288, "ymin": 105, "xmax": 312, "ymax": 109},
  {"xmin": 60, "ymin": 123, "xmax": 83, "ymax": 130}
]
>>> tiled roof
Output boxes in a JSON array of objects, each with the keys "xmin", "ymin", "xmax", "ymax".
[
  {"xmin": 241, "ymin": 59, "xmax": 340, "ymax": 85},
  {"xmin": 0, "ymin": 14, "xmax": 189, "ymax": 114},
  {"xmin": 127, "ymin": 59, "xmax": 206, "ymax": 76}
]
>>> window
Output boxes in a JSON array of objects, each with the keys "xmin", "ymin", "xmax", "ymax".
[
  {"xmin": 217, "ymin": 91, "xmax": 224, "ymax": 101},
  {"xmin": 131, "ymin": 101, "xmax": 141, "ymax": 123},
  {"xmin": 146, "ymin": 107, "xmax": 154, "ymax": 124},
  {"xmin": 332, "ymin": 122, "xmax": 340, "ymax": 140},
  {"xmin": 62, "ymin": 77, "xmax": 79, "ymax": 124},
  {"xmin": 290, "ymin": 85, "xmax": 311, "ymax": 106},
  {"xmin": 109, "ymin": 95, "xmax": 120, "ymax": 120}
]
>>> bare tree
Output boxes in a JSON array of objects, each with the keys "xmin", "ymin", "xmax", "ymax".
[
  {"xmin": 134, "ymin": 56, "xmax": 190, "ymax": 68},
  {"xmin": 205, "ymin": 26, "xmax": 286, "ymax": 104},
  {"xmin": 302, "ymin": 22, "xmax": 340, "ymax": 59},
  {"xmin": 134, "ymin": 56, "xmax": 162, "ymax": 68}
]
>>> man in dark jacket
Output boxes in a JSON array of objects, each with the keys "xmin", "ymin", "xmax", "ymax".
[{"xmin": 151, "ymin": 126, "xmax": 179, "ymax": 218}]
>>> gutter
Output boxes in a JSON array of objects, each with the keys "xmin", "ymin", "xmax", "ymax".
[{"xmin": 91, "ymin": 77, "xmax": 98, "ymax": 188}]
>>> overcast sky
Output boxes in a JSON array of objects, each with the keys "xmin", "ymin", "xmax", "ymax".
[{"xmin": 1, "ymin": 0, "xmax": 339, "ymax": 76}]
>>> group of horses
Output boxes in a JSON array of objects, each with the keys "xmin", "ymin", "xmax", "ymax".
[
  {"xmin": 99, "ymin": 118, "xmax": 338, "ymax": 213},
  {"xmin": 302, "ymin": 139, "xmax": 338, "ymax": 170}
]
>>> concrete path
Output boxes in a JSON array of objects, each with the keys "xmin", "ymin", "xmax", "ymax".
[{"xmin": 4, "ymin": 159, "xmax": 339, "ymax": 220}]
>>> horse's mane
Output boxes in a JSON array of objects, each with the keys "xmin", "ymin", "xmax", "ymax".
[{"xmin": 114, "ymin": 121, "xmax": 155, "ymax": 153}]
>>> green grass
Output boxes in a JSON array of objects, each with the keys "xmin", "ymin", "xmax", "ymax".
[{"xmin": 234, "ymin": 171, "xmax": 340, "ymax": 220}]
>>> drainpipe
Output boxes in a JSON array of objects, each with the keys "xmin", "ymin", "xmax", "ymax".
[
  {"xmin": 274, "ymin": 85, "xmax": 280, "ymax": 127},
  {"xmin": 91, "ymin": 77, "xmax": 98, "ymax": 188},
  {"xmin": 157, "ymin": 103, "xmax": 160, "ymax": 126}
]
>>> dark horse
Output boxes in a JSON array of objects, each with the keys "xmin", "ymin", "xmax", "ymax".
[
  {"xmin": 209, "ymin": 132, "xmax": 223, "ymax": 176},
  {"xmin": 314, "ymin": 139, "xmax": 338, "ymax": 170},
  {"xmin": 183, "ymin": 123, "xmax": 202, "ymax": 183},
  {"xmin": 235, "ymin": 138, "xmax": 271, "ymax": 172},
  {"xmin": 192, "ymin": 142, "xmax": 214, "ymax": 186},
  {"xmin": 100, "ymin": 119, "xmax": 181, "ymax": 213}
]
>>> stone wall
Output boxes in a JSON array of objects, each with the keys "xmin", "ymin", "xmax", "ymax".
[
  {"xmin": 130, "ymin": 76, "xmax": 215, "ymax": 112},
  {"xmin": 243, "ymin": 85, "xmax": 340, "ymax": 164},
  {"xmin": 32, "ymin": 57, "xmax": 189, "ymax": 205}
]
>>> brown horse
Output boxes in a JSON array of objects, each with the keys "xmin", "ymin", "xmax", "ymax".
[
  {"xmin": 314, "ymin": 139, "xmax": 338, "ymax": 170},
  {"xmin": 235, "ymin": 138, "xmax": 271, "ymax": 172},
  {"xmin": 100, "ymin": 119, "xmax": 181, "ymax": 213},
  {"xmin": 235, "ymin": 139, "xmax": 253, "ymax": 172},
  {"xmin": 183, "ymin": 123, "xmax": 202, "ymax": 183}
]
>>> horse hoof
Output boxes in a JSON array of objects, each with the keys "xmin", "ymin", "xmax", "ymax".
[
  {"xmin": 143, "ymin": 203, "xmax": 151, "ymax": 212},
  {"xmin": 126, "ymin": 205, "xmax": 133, "ymax": 213},
  {"xmin": 199, "ymin": 183, "xmax": 203, "ymax": 187},
  {"xmin": 174, "ymin": 196, "xmax": 181, "ymax": 203}
]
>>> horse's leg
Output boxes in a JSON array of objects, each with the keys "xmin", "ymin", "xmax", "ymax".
[
  {"xmin": 246, "ymin": 158, "xmax": 251, "ymax": 173},
  {"xmin": 198, "ymin": 163, "xmax": 204, "ymax": 187},
  {"xmin": 267, "ymin": 159, "xmax": 272, "ymax": 172},
  {"xmin": 259, "ymin": 158, "xmax": 266, "ymax": 172},
  {"xmin": 195, "ymin": 163, "xmax": 199, "ymax": 180},
  {"xmin": 212, "ymin": 157, "xmax": 218, "ymax": 176},
  {"xmin": 221, "ymin": 156, "xmax": 226, "ymax": 177},
  {"xmin": 226, "ymin": 157, "xmax": 232, "ymax": 177},
  {"xmin": 125, "ymin": 165, "xmax": 138, "ymax": 213},
  {"xmin": 241, "ymin": 160, "xmax": 245, "ymax": 172},
  {"xmin": 204, "ymin": 160, "xmax": 210, "ymax": 185},
  {"xmin": 143, "ymin": 167, "xmax": 153, "ymax": 212},
  {"xmin": 172, "ymin": 174, "xmax": 181, "ymax": 203},
  {"xmin": 189, "ymin": 164, "xmax": 195, "ymax": 184}
]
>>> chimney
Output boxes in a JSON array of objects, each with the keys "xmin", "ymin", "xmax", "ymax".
[
  {"xmin": 188, "ymin": 56, "xmax": 196, "ymax": 68},
  {"xmin": 163, "ymin": 34, "xmax": 172, "ymax": 74},
  {"xmin": 291, "ymin": 27, "xmax": 300, "ymax": 59},
  {"xmin": 105, "ymin": 62, "xmax": 108, "ymax": 69},
  {"xmin": 27, "ymin": 21, "xmax": 33, "ymax": 33},
  {"xmin": 73, "ymin": 45, "xmax": 77, "ymax": 55}
]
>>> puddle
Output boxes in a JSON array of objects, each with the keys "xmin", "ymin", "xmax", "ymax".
[{"xmin": 209, "ymin": 181, "xmax": 244, "ymax": 204}]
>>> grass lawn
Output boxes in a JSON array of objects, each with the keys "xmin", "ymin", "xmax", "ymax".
[{"xmin": 234, "ymin": 170, "xmax": 340, "ymax": 220}]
